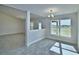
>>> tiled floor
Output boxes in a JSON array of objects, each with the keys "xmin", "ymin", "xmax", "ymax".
[
  {"xmin": 0, "ymin": 34, "xmax": 78, "ymax": 55},
  {"xmin": 0, "ymin": 33, "xmax": 25, "ymax": 50},
  {"xmin": 0, "ymin": 34, "xmax": 56, "ymax": 55}
]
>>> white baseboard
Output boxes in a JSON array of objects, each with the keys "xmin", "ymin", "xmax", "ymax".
[{"xmin": 27, "ymin": 37, "xmax": 45, "ymax": 47}]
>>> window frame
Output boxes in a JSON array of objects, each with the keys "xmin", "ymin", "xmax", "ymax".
[{"xmin": 50, "ymin": 18, "xmax": 72, "ymax": 38}]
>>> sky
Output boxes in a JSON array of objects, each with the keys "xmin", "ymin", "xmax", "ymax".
[{"xmin": 60, "ymin": 19, "xmax": 71, "ymax": 25}]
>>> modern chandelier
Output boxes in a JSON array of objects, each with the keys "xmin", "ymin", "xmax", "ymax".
[{"xmin": 48, "ymin": 9, "xmax": 54, "ymax": 18}]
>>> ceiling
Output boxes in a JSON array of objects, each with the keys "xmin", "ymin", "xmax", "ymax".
[
  {"xmin": 5, "ymin": 4, "xmax": 79, "ymax": 17},
  {"xmin": 0, "ymin": 5, "xmax": 42, "ymax": 19},
  {"xmin": 0, "ymin": 5, "xmax": 26, "ymax": 19}
]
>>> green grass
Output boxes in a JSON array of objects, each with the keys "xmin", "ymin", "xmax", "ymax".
[{"xmin": 51, "ymin": 26, "xmax": 71, "ymax": 37}]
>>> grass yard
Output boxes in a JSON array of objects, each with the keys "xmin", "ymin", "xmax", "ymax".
[{"xmin": 51, "ymin": 26, "xmax": 71, "ymax": 37}]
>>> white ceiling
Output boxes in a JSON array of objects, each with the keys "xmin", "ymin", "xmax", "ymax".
[
  {"xmin": 0, "ymin": 5, "xmax": 26, "ymax": 19},
  {"xmin": 5, "ymin": 4, "xmax": 79, "ymax": 17},
  {"xmin": 0, "ymin": 5, "xmax": 43, "ymax": 19}
]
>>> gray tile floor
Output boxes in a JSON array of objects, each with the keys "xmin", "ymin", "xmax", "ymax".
[
  {"xmin": 0, "ymin": 34, "xmax": 56, "ymax": 55},
  {"xmin": 1, "ymin": 34, "xmax": 77, "ymax": 55},
  {"xmin": 0, "ymin": 33, "xmax": 25, "ymax": 50}
]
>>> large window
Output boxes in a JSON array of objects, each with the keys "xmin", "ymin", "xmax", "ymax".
[
  {"xmin": 51, "ymin": 20, "xmax": 59, "ymax": 35},
  {"xmin": 51, "ymin": 18, "xmax": 71, "ymax": 37}
]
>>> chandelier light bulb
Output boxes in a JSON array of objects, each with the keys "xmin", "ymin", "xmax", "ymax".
[
  {"xmin": 51, "ymin": 14, "xmax": 54, "ymax": 17},
  {"xmin": 48, "ymin": 9, "xmax": 54, "ymax": 18},
  {"xmin": 48, "ymin": 15, "xmax": 50, "ymax": 17}
]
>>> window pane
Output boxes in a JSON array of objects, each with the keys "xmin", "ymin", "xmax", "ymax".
[
  {"xmin": 60, "ymin": 19, "xmax": 71, "ymax": 37},
  {"xmin": 51, "ymin": 20, "xmax": 59, "ymax": 35}
]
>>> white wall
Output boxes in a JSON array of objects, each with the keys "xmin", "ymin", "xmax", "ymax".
[
  {"xmin": 0, "ymin": 12, "xmax": 25, "ymax": 49},
  {"xmin": 26, "ymin": 13, "xmax": 46, "ymax": 46},
  {"xmin": 0, "ymin": 12, "xmax": 25, "ymax": 35},
  {"xmin": 27, "ymin": 29, "xmax": 45, "ymax": 46},
  {"xmin": 25, "ymin": 11, "xmax": 30, "ymax": 46},
  {"xmin": 77, "ymin": 11, "xmax": 79, "ymax": 52},
  {"xmin": 44, "ymin": 13, "xmax": 78, "ymax": 45}
]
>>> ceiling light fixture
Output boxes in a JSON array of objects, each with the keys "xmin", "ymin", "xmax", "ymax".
[{"xmin": 48, "ymin": 9, "xmax": 54, "ymax": 18}]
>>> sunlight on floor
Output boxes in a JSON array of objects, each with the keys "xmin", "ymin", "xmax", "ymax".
[{"xmin": 50, "ymin": 42, "xmax": 78, "ymax": 55}]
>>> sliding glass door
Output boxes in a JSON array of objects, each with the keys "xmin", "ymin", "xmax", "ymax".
[
  {"xmin": 51, "ymin": 18, "xmax": 71, "ymax": 38},
  {"xmin": 60, "ymin": 19, "xmax": 71, "ymax": 37},
  {"xmin": 51, "ymin": 20, "xmax": 59, "ymax": 35}
]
